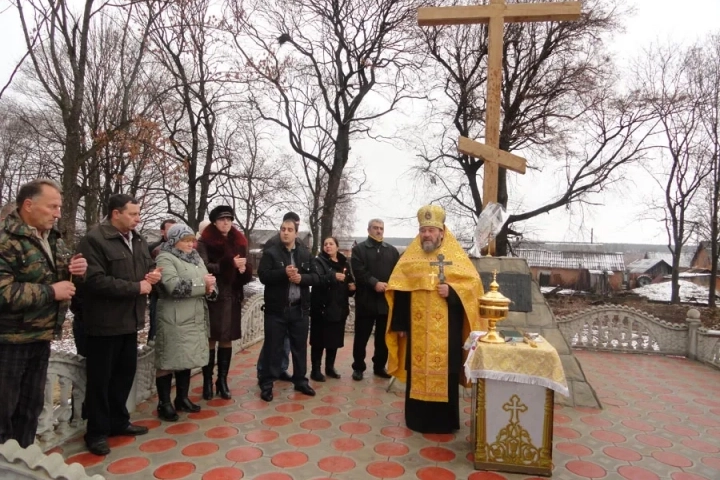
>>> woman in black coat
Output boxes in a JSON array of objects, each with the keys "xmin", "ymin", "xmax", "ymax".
[
  {"xmin": 197, "ymin": 206, "xmax": 253, "ymax": 400},
  {"xmin": 310, "ymin": 237, "xmax": 355, "ymax": 381}
]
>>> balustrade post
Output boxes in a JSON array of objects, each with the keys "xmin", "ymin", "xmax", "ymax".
[
  {"xmin": 686, "ymin": 308, "xmax": 701, "ymax": 360},
  {"xmin": 37, "ymin": 374, "xmax": 56, "ymax": 442}
]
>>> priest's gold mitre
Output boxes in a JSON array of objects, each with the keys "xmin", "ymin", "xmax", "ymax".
[
  {"xmin": 417, "ymin": 204, "xmax": 446, "ymax": 229},
  {"xmin": 385, "ymin": 205, "xmax": 486, "ymax": 402}
]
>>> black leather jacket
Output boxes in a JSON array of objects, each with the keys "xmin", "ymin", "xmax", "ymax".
[{"xmin": 258, "ymin": 240, "xmax": 318, "ymax": 316}]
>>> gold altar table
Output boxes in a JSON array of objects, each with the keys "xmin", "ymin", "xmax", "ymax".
[{"xmin": 464, "ymin": 337, "xmax": 568, "ymax": 477}]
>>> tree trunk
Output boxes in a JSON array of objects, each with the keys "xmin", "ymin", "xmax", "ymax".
[
  {"xmin": 320, "ymin": 128, "xmax": 349, "ymax": 243},
  {"xmin": 60, "ymin": 124, "xmax": 83, "ymax": 248}
]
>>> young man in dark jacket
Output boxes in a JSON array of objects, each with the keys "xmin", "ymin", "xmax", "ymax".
[
  {"xmin": 0, "ymin": 179, "xmax": 87, "ymax": 447},
  {"xmin": 255, "ymin": 211, "xmax": 299, "ymax": 381},
  {"xmin": 77, "ymin": 194, "xmax": 161, "ymax": 456},
  {"xmin": 350, "ymin": 218, "xmax": 400, "ymax": 381},
  {"xmin": 257, "ymin": 216, "xmax": 318, "ymax": 402}
]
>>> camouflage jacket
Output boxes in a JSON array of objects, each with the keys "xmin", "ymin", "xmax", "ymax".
[{"xmin": 0, "ymin": 210, "xmax": 71, "ymax": 343}]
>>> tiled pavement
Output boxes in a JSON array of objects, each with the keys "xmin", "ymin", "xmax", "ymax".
[{"xmin": 51, "ymin": 338, "xmax": 720, "ymax": 479}]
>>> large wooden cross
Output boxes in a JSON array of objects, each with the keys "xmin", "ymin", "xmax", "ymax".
[{"xmin": 418, "ymin": 0, "xmax": 581, "ymax": 214}]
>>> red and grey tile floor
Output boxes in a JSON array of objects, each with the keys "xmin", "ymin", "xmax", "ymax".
[{"xmin": 50, "ymin": 341, "xmax": 720, "ymax": 479}]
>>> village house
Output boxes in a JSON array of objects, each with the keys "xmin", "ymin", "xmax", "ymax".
[
  {"xmin": 626, "ymin": 258, "xmax": 673, "ymax": 288},
  {"xmin": 511, "ymin": 249, "xmax": 626, "ymax": 293}
]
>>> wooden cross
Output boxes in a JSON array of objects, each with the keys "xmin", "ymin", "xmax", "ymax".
[
  {"xmin": 430, "ymin": 253, "xmax": 453, "ymax": 284},
  {"xmin": 418, "ymin": 0, "xmax": 581, "ymax": 251}
]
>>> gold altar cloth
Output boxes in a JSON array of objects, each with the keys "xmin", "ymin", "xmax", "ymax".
[{"xmin": 465, "ymin": 337, "xmax": 568, "ymax": 397}]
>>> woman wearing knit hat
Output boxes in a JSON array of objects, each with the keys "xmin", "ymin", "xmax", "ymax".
[
  {"xmin": 154, "ymin": 224, "xmax": 217, "ymax": 421},
  {"xmin": 197, "ymin": 205, "xmax": 253, "ymax": 399}
]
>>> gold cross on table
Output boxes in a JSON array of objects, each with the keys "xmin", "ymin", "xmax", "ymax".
[{"xmin": 418, "ymin": 0, "xmax": 581, "ymax": 254}]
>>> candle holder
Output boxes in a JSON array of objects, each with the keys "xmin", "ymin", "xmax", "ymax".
[{"xmin": 479, "ymin": 270, "xmax": 511, "ymax": 344}]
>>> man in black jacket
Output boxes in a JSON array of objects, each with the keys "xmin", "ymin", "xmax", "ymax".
[
  {"xmin": 257, "ymin": 216, "xmax": 318, "ymax": 402},
  {"xmin": 77, "ymin": 194, "xmax": 161, "ymax": 456},
  {"xmin": 350, "ymin": 218, "xmax": 400, "ymax": 381}
]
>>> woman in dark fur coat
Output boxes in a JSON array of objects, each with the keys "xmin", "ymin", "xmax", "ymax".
[
  {"xmin": 197, "ymin": 206, "xmax": 253, "ymax": 399},
  {"xmin": 310, "ymin": 236, "xmax": 355, "ymax": 381}
]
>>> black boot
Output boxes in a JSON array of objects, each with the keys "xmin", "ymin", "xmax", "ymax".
[
  {"xmin": 202, "ymin": 349, "xmax": 215, "ymax": 400},
  {"xmin": 156, "ymin": 374, "xmax": 179, "ymax": 422},
  {"xmin": 174, "ymin": 369, "xmax": 201, "ymax": 413},
  {"xmin": 216, "ymin": 347, "xmax": 232, "ymax": 399},
  {"xmin": 310, "ymin": 363, "xmax": 326, "ymax": 382},
  {"xmin": 310, "ymin": 346, "xmax": 325, "ymax": 381},
  {"xmin": 325, "ymin": 348, "xmax": 341, "ymax": 379}
]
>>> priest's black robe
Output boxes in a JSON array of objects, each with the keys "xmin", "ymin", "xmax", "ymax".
[{"xmin": 390, "ymin": 287, "xmax": 466, "ymax": 434}]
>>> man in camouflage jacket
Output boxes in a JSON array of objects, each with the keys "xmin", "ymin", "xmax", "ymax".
[{"xmin": 0, "ymin": 179, "xmax": 87, "ymax": 447}]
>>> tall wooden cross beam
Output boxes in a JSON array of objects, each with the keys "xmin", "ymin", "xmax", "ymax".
[{"xmin": 418, "ymin": 0, "xmax": 581, "ymax": 230}]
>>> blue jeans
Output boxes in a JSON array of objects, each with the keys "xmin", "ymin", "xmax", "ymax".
[{"xmin": 257, "ymin": 335, "xmax": 290, "ymax": 376}]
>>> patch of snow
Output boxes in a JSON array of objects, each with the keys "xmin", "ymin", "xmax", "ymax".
[
  {"xmin": 540, "ymin": 286, "xmax": 584, "ymax": 295},
  {"xmin": 632, "ymin": 280, "xmax": 712, "ymax": 305}
]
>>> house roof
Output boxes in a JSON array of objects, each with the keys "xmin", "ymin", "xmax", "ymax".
[
  {"xmin": 512, "ymin": 249, "xmax": 625, "ymax": 271},
  {"xmin": 515, "ymin": 241, "xmax": 671, "ymax": 254},
  {"xmin": 626, "ymin": 258, "xmax": 672, "ymax": 274},
  {"xmin": 645, "ymin": 250, "xmax": 694, "ymax": 269}
]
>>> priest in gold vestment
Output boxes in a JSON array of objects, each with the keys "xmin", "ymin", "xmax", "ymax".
[{"xmin": 385, "ymin": 205, "xmax": 485, "ymax": 433}]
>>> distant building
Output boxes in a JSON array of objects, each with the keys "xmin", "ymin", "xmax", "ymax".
[
  {"xmin": 626, "ymin": 258, "xmax": 672, "ymax": 288},
  {"xmin": 690, "ymin": 241, "xmax": 718, "ymax": 271},
  {"xmin": 512, "ymin": 249, "xmax": 626, "ymax": 293},
  {"xmin": 513, "ymin": 240, "xmax": 695, "ymax": 268}
]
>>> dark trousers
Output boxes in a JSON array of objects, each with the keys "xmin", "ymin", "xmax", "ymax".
[
  {"xmin": 72, "ymin": 318, "xmax": 87, "ymax": 358},
  {"xmin": 0, "ymin": 342, "xmax": 50, "ymax": 447},
  {"xmin": 256, "ymin": 335, "xmax": 290, "ymax": 376},
  {"xmin": 352, "ymin": 314, "xmax": 388, "ymax": 373},
  {"xmin": 148, "ymin": 293, "xmax": 158, "ymax": 342},
  {"xmin": 258, "ymin": 306, "xmax": 308, "ymax": 389},
  {"xmin": 84, "ymin": 333, "xmax": 137, "ymax": 442}
]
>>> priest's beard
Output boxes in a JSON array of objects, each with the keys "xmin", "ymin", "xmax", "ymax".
[{"xmin": 422, "ymin": 238, "xmax": 442, "ymax": 253}]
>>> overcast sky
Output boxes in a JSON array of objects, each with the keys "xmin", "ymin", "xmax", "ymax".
[
  {"xmin": 351, "ymin": 0, "xmax": 720, "ymax": 243},
  {"xmin": 0, "ymin": 0, "xmax": 717, "ymax": 243}
]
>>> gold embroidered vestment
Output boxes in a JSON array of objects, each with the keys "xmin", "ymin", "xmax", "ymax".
[{"xmin": 385, "ymin": 229, "xmax": 485, "ymax": 402}]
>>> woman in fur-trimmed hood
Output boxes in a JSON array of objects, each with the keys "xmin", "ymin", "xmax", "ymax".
[{"xmin": 197, "ymin": 205, "xmax": 253, "ymax": 400}]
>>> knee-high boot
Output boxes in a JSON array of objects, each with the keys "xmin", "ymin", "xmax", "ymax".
[
  {"xmin": 174, "ymin": 369, "xmax": 201, "ymax": 412},
  {"xmin": 325, "ymin": 348, "xmax": 340, "ymax": 379},
  {"xmin": 216, "ymin": 347, "xmax": 232, "ymax": 399},
  {"xmin": 202, "ymin": 349, "xmax": 215, "ymax": 400},
  {"xmin": 310, "ymin": 346, "xmax": 325, "ymax": 382},
  {"xmin": 156, "ymin": 374, "xmax": 179, "ymax": 422}
]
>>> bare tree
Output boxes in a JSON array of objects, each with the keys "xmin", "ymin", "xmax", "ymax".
[
  {"xmin": 688, "ymin": 34, "xmax": 720, "ymax": 306},
  {"xmin": 13, "ymin": 0, "xmax": 162, "ymax": 244},
  {"xmin": 147, "ymin": 0, "xmax": 232, "ymax": 230},
  {"xmin": 223, "ymin": 0, "xmax": 422, "ymax": 241},
  {"xmin": 635, "ymin": 42, "xmax": 713, "ymax": 304},
  {"xmin": 214, "ymin": 114, "xmax": 296, "ymax": 236},
  {"xmin": 409, "ymin": 0, "xmax": 656, "ymax": 253}
]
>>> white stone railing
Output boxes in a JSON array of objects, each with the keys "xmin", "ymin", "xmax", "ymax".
[
  {"xmin": 36, "ymin": 353, "xmax": 86, "ymax": 449},
  {"xmin": 0, "ymin": 440, "xmax": 104, "ymax": 480},
  {"xmin": 696, "ymin": 327, "xmax": 720, "ymax": 369},
  {"xmin": 556, "ymin": 305, "xmax": 688, "ymax": 356},
  {"xmin": 38, "ymin": 289, "xmax": 269, "ymax": 452}
]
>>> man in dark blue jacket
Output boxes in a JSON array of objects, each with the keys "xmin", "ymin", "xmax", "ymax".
[{"xmin": 257, "ymin": 216, "xmax": 318, "ymax": 402}]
